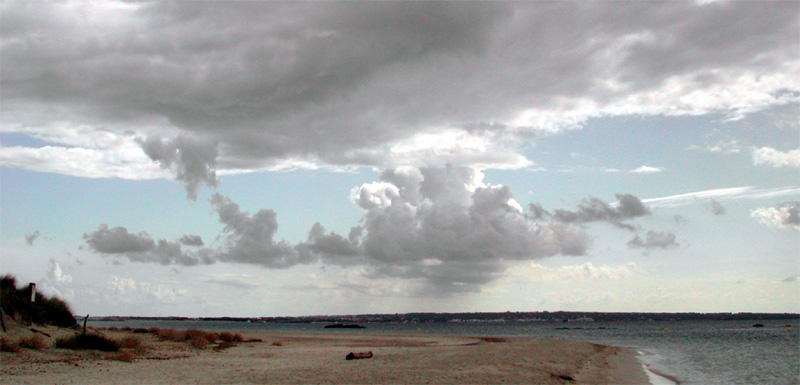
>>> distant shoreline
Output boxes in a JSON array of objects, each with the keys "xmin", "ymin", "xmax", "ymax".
[{"xmin": 85, "ymin": 311, "xmax": 800, "ymax": 324}]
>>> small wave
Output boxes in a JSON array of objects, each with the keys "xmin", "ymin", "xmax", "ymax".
[{"xmin": 643, "ymin": 363, "xmax": 681, "ymax": 385}]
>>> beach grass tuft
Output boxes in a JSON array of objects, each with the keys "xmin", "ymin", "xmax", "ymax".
[
  {"xmin": 118, "ymin": 335, "xmax": 142, "ymax": 350},
  {"xmin": 105, "ymin": 350, "xmax": 136, "ymax": 362},
  {"xmin": 17, "ymin": 334, "xmax": 49, "ymax": 350},
  {"xmin": 218, "ymin": 332, "xmax": 243, "ymax": 342},
  {"xmin": 0, "ymin": 336, "xmax": 21, "ymax": 352}
]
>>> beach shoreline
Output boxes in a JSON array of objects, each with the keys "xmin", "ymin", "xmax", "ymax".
[{"xmin": 2, "ymin": 325, "xmax": 652, "ymax": 384}]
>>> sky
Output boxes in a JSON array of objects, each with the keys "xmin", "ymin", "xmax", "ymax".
[{"xmin": 1, "ymin": 1, "xmax": 798, "ymax": 317}]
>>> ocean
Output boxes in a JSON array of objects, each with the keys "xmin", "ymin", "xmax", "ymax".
[{"xmin": 89, "ymin": 318, "xmax": 800, "ymax": 384}]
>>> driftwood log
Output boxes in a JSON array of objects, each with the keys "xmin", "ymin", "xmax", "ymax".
[{"xmin": 346, "ymin": 351, "xmax": 373, "ymax": 360}]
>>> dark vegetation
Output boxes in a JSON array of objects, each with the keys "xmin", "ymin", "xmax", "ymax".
[
  {"xmin": 55, "ymin": 333, "xmax": 120, "ymax": 351},
  {"xmin": 1, "ymin": 274, "xmax": 77, "ymax": 328},
  {"xmin": 1, "ymin": 274, "xmax": 252, "ymax": 357}
]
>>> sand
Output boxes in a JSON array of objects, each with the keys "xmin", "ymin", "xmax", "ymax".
[{"xmin": 1, "ymin": 322, "xmax": 651, "ymax": 385}]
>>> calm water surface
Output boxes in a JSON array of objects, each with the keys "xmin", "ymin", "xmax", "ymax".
[{"xmin": 90, "ymin": 318, "xmax": 800, "ymax": 385}]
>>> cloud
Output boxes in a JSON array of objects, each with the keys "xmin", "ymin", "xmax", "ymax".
[
  {"xmin": 752, "ymin": 147, "xmax": 800, "ymax": 168},
  {"xmin": 85, "ymin": 166, "xmax": 590, "ymax": 294},
  {"xmin": 138, "ymin": 134, "xmax": 219, "ymax": 200},
  {"xmin": 207, "ymin": 274, "xmax": 264, "ymax": 289},
  {"xmin": 751, "ymin": 201, "xmax": 800, "ymax": 230},
  {"xmin": 84, "ymin": 225, "xmax": 156, "ymax": 254},
  {"xmin": 627, "ymin": 230, "xmax": 679, "ymax": 250},
  {"xmin": 83, "ymin": 224, "xmax": 205, "ymax": 265},
  {"xmin": 526, "ymin": 262, "xmax": 640, "ymax": 282},
  {"xmin": 531, "ymin": 193, "xmax": 649, "ymax": 230},
  {"xmin": 2, "ymin": 1, "xmax": 797, "ymax": 177},
  {"xmin": 709, "ymin": 199, "xmax": 726, "ymax": 215},
  {"xmin": 25, "ymin": 230, "xmax": 40, "ymax": 246},
  {"xmin": 301, "ymin": 166, "xmax": 590, "ymax": 294},
  {"xmin": 178, "ymin": 234, "xmax": 204, "ymax": 246},
  {"xmin": 642, "ymin": 186, "xmax": 800, "ymax": 208},
  {"xmin": 209, "ymin": 193, "xmax": 308, "ymax": 268},
  {"xmin": 686, "ymin": 140, "xmax": 742, "ymax": 154},
  {"xmin": 107, "ymin": 276, "xmax": 186, "ymax": 305},
  {"xmin": 47, "ymin": 259, "xmax": 72, "ymax": 283},
  {"xmin": 630, "ymin": 165, "xmax": 664, "ymax": 174}
]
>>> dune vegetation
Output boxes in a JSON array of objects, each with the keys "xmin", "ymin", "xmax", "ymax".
[{"xmin": 1, "ymin": 274, "xmax": 77, "ymax": 328}]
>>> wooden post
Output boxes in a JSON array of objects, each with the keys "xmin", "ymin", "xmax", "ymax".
[
  {"xmin": 28, "ymin": 283, "xmax": 36, "ymax": 326},
  {"xmin": 0, "ymin": 307, "xmax": 6, "ymax": 333},
  {"xmin": 83, "ymin": 314, "xmax": 89, "ymax": 334}
]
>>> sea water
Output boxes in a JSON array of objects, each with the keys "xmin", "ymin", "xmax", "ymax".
[{"xmin": 89, "ymin": 318, "xmax": 800, "ymax": 384}]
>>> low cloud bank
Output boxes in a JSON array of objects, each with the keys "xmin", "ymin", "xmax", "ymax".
[{"xmin": 83, "ymin": 166, "xmax": 665, "ymax": 294}]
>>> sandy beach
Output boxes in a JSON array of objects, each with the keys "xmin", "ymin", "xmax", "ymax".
[{"xmin": 1, "ymin": 323, "xmax": 651, "ymax": 385}]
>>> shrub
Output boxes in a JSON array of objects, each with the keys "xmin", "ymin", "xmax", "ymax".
[
  {"xmin": 132, "ymin": 328, "xmax": 149, "ymax": 334},
  {"xmin": 105, "ymin": 350, "xmax": 135, "ymax": 362},
  {"xmin": 118, "ymin": 336, "xmax": 142, "ymax": 350},
  {"xmin": 55, "ymin": 334, "xmax": 119, "ymax": 352},
  {"xmin": 156, "ymin": 328, "xmax": 183, "ymax": 342},
  {"xmin": 1, "ymin": 336, "xmax": 20, "ymax": 353},
  {"xmin": 17, "ymin": 334, "xmax": 49, "ymax": 350},
  {"xmin": 185, "ymin": 329, "xmax": 217, "ymax": 344},
  {"xmin": 218, "ymin": 332, "xmax": 242, "ymax": 342},
  {"xmin": 188, "ymin": 335, "xmax": 210, "ymax": 348}
]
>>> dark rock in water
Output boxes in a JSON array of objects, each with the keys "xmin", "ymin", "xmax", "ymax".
[
  {"xmin": 752, "ymin": 323, "xmax": 765, "ymax": 328},
  {"xmin": 324, "ymin": 323, "xmax": 365, "ymax": 329}
]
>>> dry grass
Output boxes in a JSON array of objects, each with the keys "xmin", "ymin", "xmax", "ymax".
[
  {"xmin": 105, "ymin": 350, "xmax": 136, "ymax": 362},
  {"xmin": 149, "ymin": 327, "xmax": 236, "ymax": 349},
  {"xmin": 118, "ymin": 335, "xmax": 142, "ymax": 350},
  {"xmin": 185, "ymin": 329, "xmax": 217, "ymax": 344},
  {"xmin": 155, "ymin": 328, "xmax": 184, "ymax": 342},
  {"xmin": 1, "ymin": 336, "xmax": 21, "ymax": 352},
  {"xmin": 17, "ymin": 334, "xmax": 49, "ymax": 350},
  {"xmin": 218, "ymin": 332, "xmax": 243, "ymax": 342},
  {"xmin": 188, "ymin": 334, "xmax": 210, "ymax": 348}
]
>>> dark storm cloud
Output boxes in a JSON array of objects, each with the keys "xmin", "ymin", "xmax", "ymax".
[
  {"xmin": 2, "ymin": 1, "xmax": 797, "ymax": 176},
  {"xmin": 138, "ymin": 135, "xmax": 219, "ymax": 200}
]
